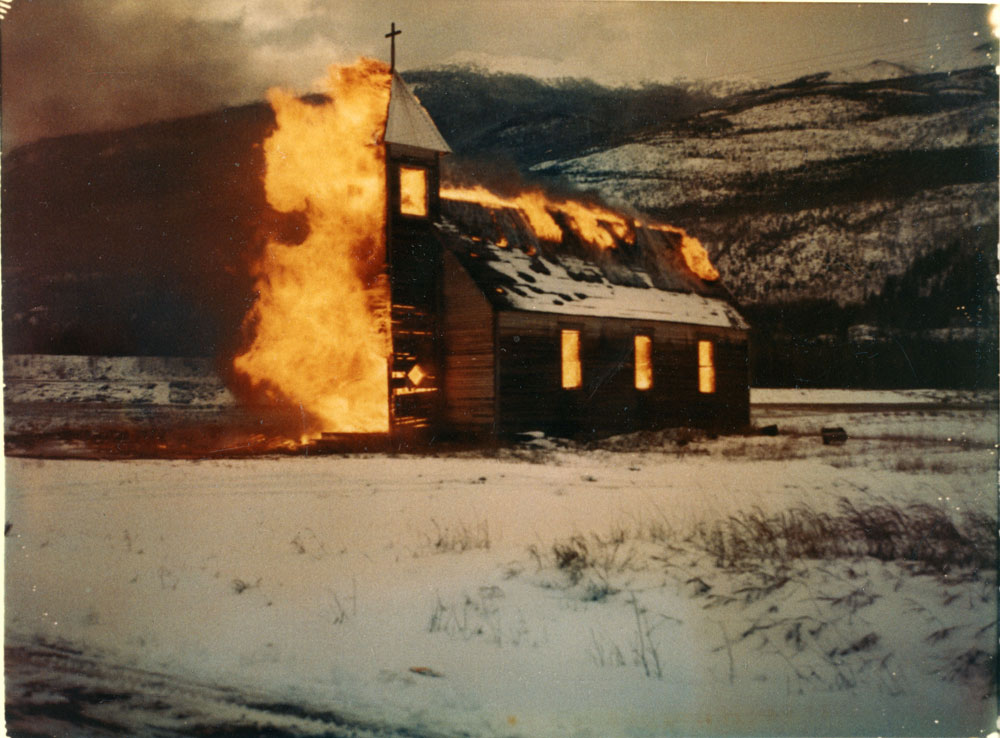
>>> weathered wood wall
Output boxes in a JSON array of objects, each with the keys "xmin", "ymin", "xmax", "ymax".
[
  {"xmin": 493, "ymin": 311, "xmax": 749, "ymax": 437},
  {"xmin": 441, "ymin": 252, "xmax": 496, "ymax": 434}
]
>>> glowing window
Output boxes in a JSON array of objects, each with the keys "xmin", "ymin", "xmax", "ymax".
[
  {"xmin": 698, "ymin": 340, "xmax": 716, "ymax": 394},
  {"xmin": 561, "ymin": 329, "xmax": 582, "ymax": 389},
  {"xmin": 399, "ymin": 166, "xmax": 428, "ymax": 217},
  {"xmin": 634, "ymin": 335, "xmax": 652, "ymax": 390},
  {"xmin": 407, "ymin": 363, "xmax": 427, "ymax": 387}
]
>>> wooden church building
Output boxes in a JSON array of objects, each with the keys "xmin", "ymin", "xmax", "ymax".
[{"xmin": 382, "ymin": 66, "xmax": 750, "ymax": 442}]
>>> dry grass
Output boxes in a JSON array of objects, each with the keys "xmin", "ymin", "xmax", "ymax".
[
  {"xmin": 528, "ymin": 498, "xmax": 995, "ymax": 697},
  {"xmin": 689, "ymin": 497, "xmax": 995, "ymax": 575},
  {"xmin": 535, "ymin": 498, "xmax": 994, "ymax": 588},
  {"xmin": 538, "ymin": 531, "xmax": 633, "ymax": 600},
  {"xmin": 427, "ymin": 518, "xmax": 491, "ymax": 553},
  {"xmin": 531, "ymin": 517, "xmax": 680, "ymax": 600},
  {"xmin": 428, "ymin": 587, "xmax": 533, "ymax": 647}
]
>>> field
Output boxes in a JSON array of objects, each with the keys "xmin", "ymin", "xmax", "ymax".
[{"xmin": 5, "ymin": 390, "xmax": 998, "ymax": 737}]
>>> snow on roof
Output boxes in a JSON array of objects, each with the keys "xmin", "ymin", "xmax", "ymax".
[
  {"xmin": 384, "ymin": 73, "xmax": 451, "ymax": 154},
  {"xmin": 482, "ymin": 241, "xmax": 746, "ymax": 328},
  {"xmin": 436, "ymin": 206, "xmax": 749, "ymax": 331}
]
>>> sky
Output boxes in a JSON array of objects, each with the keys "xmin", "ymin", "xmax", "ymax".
[{"xmin": 1, "ymin": 1, "xmax": 994, "ymax": 149}]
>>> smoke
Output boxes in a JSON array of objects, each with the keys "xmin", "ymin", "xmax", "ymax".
[
  {"xmin": 4, "ymin": 2, "xmax": 990, "ymax": 149},
  {"xmin": 1, "ymin": 2, "xmax": 249, "ymax": 147},
  {"xmin": 0, "ymin": 0, "xmax": 351, "ymax": 149}
]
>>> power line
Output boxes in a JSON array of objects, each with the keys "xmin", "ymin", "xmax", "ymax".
[
  {"xmin": 720, "ymin": 40, "xmax": 989, "ymax": 83},
  {"xmin": 699, "ymin": 27, "xmax": 991, "ymax": 83},
  {"xmin": 711, "ymin": 37, "xmax": 986, "ymax": 82}
]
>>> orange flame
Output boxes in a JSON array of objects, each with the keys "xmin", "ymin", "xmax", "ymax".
[
  {"xmin": 648, "ymin": 223, "xmax": 720, "ymax": 281},
  {"xmin": 441, "ymin": 185, "xmax": 633, "ymax": 250},
  {"xmin": 441, "ymin": 184, "xmax": 718, "ymax": 280},
  {"xmin": 234, "ymin": 59, "xmax": 392, "ymax": 436}
]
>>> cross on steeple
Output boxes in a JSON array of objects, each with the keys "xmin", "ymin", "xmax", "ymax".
[{"xmin": 385, "ymin": 22, "xmax": 402, "ymax": 71}]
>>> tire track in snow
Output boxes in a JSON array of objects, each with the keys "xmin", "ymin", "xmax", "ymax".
[{"xmin": 6, "ymin": 641, "xmax": 470, "ymax": 738}]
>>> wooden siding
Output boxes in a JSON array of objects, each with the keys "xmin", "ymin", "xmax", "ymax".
[
  {"xmin": 441, "ymin": 251, "xmax": 496, "ymax": 434},
  {"xmin": 388, "ymin": 224, "xmax": 442, "ymax": 439},
  {"xmin": 495, "ymin": 311, "xmax": 749, "ymax": 437},
  {"xmin": 386, "ymin": 148, "xmax": 445, "ymax": 441}
]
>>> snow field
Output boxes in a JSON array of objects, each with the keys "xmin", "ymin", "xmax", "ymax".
[{"xmin": 6, "ymin": 401, "xmax": 997, "ymax": 736}]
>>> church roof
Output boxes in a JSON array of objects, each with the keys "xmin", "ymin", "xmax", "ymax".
[
  {"xmin": 435, "ymin": 200, "xmax": 749, "ymax": 331},
  {"xmin": 384, "ymin": 72, "xmax": 451, "ymax": 154}
]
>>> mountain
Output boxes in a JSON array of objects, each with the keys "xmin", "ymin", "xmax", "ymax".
[
  {"xmin": 826, "ymin": 60, "xmax": 922, "ymax": 83},
  {"xmin": 511, "ymin": 65, "xmax": 998, "ymax": 387},
  {"xmin": 2, "ymin": 64, "xmax": 996, "ymax": 387},
  {"xmin": 403, "ymin": 66, "xmax": 719, "ymax": 168},
  {"xmin": 525, "ymin": 66, "xmax": 997, "ymax": 303}
]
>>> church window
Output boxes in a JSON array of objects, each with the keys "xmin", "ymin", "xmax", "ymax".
[
  {"xmin": 399, "ymin": 165, "xmax": 428, "ymax": 217},
  {"xmin": 561, "ymin": 329, "xmax": 582, "ymax": 389},
  {"xmin": 698, "ymin": 340, "xmax": 716, "ymax": 394},
  {"xmin": 634, "ymin": 335, "xmax": 652, "ymax": 390}
]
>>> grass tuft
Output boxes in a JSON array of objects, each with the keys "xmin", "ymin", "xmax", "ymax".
[
  {"xmin": 689, "ymin": 497, "xmax": 995, "ymax": 574},
  {"xmin": 539, "ymin": 526, "xmax": 649, "ymax": 598},
  {"xmin": 429, "ymin": 518, "xmax": 491, "ymax": 553}
]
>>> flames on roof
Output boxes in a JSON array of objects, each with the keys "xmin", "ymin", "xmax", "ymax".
[
  {"xmin": 436, "ymin": 197, "xmax": 746, "ymax": 330},
  {"xmin": 439, "ymin": 184, "xmax": 719, "ymax": 280}
]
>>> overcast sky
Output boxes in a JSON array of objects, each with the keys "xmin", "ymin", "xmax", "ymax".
[{"xmin": 1, "ymin": 1, "xmax": 994, "ymax": 148}]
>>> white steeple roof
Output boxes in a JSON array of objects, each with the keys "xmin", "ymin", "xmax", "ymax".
[{"xmin": 384, "ymin": 72, "xmax": 451, "ymax": 154}]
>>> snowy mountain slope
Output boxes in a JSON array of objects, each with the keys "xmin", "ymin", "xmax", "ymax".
[
  {"xmin": 826, "ymin": 60, "xmax": 922, "ymax": 83},
  {"xmin": 404, "ymin": 66, "xmax": 718, "ymax": 167},
  {"xmin": 409, "ymin": 64, "xmax": 996, "ymax": 328},
  {"xmin": 535, "ymin": 87, "xmax": 994, "ymax": 213},
  {"xmin": 666, "ymin": 75, "xmax": 768, "ymax": 99},
  {"xmin": 527, "ymin": 66, "xmax": 997, "ymax": 358}
]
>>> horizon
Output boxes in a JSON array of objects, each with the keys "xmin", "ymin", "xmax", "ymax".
[{"xmin": 1, "ymin": 1, "xmax": 994, "ymax": 149}]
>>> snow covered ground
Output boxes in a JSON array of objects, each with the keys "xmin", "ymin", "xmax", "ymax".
[{"xmin": 5, "ymin": 393, "xmax": 998, "ymax": 737}]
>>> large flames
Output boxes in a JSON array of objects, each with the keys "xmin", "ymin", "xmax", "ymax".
[
  {"xmin": 648, "ymin": 224, "xmax": 720, "ymax": 281},
  {"xmin": 233, "ymin": 59, "xmax": 719, "ymax": 441},
  {"xmin": 440, "ymin": 184, "xmax": 719, "ymax": 281},
  {"xmin": 234, "ymin": 59, "xmax": 392, "ymax": 436},
  {"xmin": 441, "ymin": 185, "xmax": 633, "ymax": 250}
]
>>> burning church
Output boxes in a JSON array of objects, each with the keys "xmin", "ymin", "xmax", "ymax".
[{"xmin": 232, "ymin": 48, "xmax": 750, "ymax": 444}]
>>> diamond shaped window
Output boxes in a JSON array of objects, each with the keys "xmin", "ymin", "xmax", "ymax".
[{"xmin": 407, "ymin": 364, "xmax": 427, "ymax": 387}]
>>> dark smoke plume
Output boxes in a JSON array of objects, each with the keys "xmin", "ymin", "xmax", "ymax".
[{"xmin": 1, "ymin": 1, "xmax": 260, "ymax": 148}]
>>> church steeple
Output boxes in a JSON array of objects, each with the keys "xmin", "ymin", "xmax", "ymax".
[
  {"xmin": 383, "ymin": 24, "xmax": 450, "ymax": 222},
  {"xmin": 382, "ymin": 25, "xmax": 450, "ymax": 442}
]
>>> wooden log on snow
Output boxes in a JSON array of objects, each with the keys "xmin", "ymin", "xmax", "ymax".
[{"xmin": 821, "ymin": 427, "xmax": 848, "ymax": 445}]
